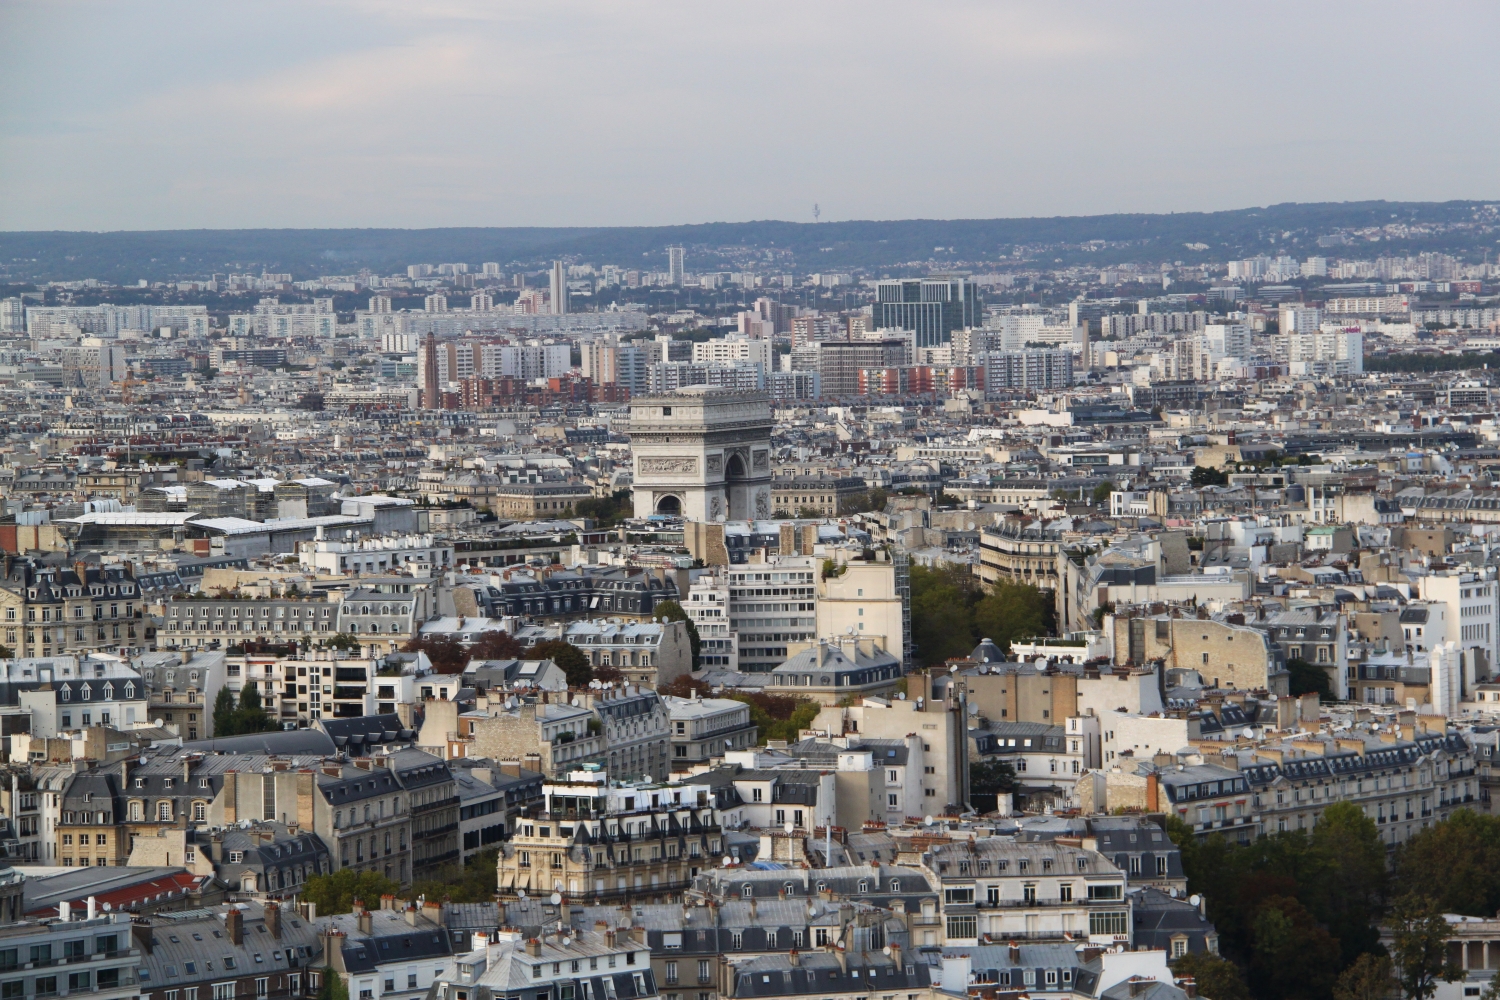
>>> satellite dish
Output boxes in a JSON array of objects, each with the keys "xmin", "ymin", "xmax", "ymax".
[
  {"xmin": 517, "ymin": 889, "xmax": 527, "ymax": 899},
  {"xmin": 722, "ymin": 856, "xmax": 732, "ymax": 867},
  {"xmin": 1241, "ymin": 727, "xmax": 1254, "ymax": 738},
  {"xmin": 572, "ymin": 697, "xmax": 581, "ymax": 707},
  {"xmin": 923, "ymin": 815, "xmax": 934, "ymax": 827},
  {"xmin": 1189, "ymin": 895, "xmax": 1201, "ymax": 907},
  {"xmin": 562, "ymin": 936, "xmax": 573, "ymax": 947},
  {"xmin": 550, "ymin": 893, "xmax": 562, "ymax": 905},
  {"xmin": 808, "ymin": 905, "xmax": 819, "ymax": 917},
  {"xmin": 784, "ymin": 822, "xmax": 794, "ymax": 835},
  {"xmin": 967, "ymin": 703, "xmax": 978, "ymax": 715},
  {"xmin": 883, "ymin": 945, "xmax": 892, "ymax": 956}
]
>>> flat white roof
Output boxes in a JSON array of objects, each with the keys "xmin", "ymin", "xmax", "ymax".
[
  {"xmin": 190, "ymin": 514, "xmax": 366, "ymax": 536},
  {"xmin": 62, "ymin": 512, "xmax": 200, "ymax": 526}
]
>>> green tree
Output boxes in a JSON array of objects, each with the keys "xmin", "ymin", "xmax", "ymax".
[
  {"xmin": 729, "ymin": 692, "xmax": 819, "ymax": 744},
  {"xmin": 1249, "ymin": 894, "xmax": 1342, "ymax": 1000},
  {"xmin": 909, "ymin": 564, "xmax": 979, "ymax": 666},
  {"xmin": 1393, "ymin": 809, "xmax": 1500, "ymax": 917},
  {"xmin": 1388, "ymin": 894, "xmax": 1461, "ymax": 1000},
  {"xmin": 325, "ymin": 633, "xmax": 360, "ymax": 651},
  {"xmin": 212, "ymin": 686, "xmax": 237, "ymax": 737},
  {"xmin": 653, "ymin": 600, "xmax": 701, "ymax": 670},
  {"xmin": 1334, "ymin": 954, "xmax": 1398, "ymax": 1000},
  {"xmin": 972, "ymin": 581, "xmax": 1048, "ymax": 657},
  {"xmin": 1170, "ymin": 952, "xmax": 1251, "ymax": 1000},
  {"xmin": 969, "ymin": 759, "xmax": 1017, "ymax": 812},
  {"xmin": 1190, "ymin": 465, "xmax": 1229, "ymax": 486},
  {"xmin": 222, "ymin": 683, "xmax": 277, "ymax": 735},
  {"xmin": 407, "ymin": 848, "xmax": 500, "ymax": 903},
  {"xmin": 301, "ymin": 868, "xmax": 400, "ymax": 915},
  {"xmin": 0, "ymin": 644, "xmax": 13, "ymax": 658},
  {"xmin": 572, "ymin": 489, "xmax": 633, "ymax": 527},
  {"xmin": 316, "ymin": 967, "xmax": 349, "ymax": 1000},
  {"xmin": 1091, "ymin": 481, "xmax": 1115, "ymax": 504},
  {"xmin": 529, "ymin": 640, "xmax": 593, "ymax": 688},
  {"xmin": 1309, "ymin": 802, "xmax": 1389, "ymax": 963},
  {"xmin": 1286, "ymin": 657, "xmax": 1333, "ymax": 699},
  {"xmin": 839, "ymin": 488, "xmax": 889, "ymax": 515}
]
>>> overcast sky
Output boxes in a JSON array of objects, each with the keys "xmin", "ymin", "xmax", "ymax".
[{"xmin": 4, "ymin": 0, "xmax": 1499, "ymax": 231}]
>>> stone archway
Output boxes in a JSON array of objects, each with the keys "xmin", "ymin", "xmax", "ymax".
[{"xmin": 655, "ymin": 494, "xmax": 683, "ymax": 515}]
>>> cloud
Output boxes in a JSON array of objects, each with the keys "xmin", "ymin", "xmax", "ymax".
[{"xmin": 2, "ymin": 0, "xmax": 1499, "ymax": 230}]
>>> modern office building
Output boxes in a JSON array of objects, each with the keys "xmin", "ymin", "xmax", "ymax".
[{"xmin": 872, "ymin": 277, "xmax": 981, "ymax": 348}]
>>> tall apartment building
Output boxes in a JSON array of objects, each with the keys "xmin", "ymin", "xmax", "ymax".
[
  {"xmin": 1201, "ymin": 322, "xmax": 1251, "ymax": 360},
  {"xmin": 983, "ymin": 349, "xmax": 1073, "ymax": 392},
  {"xmin": 59, "ymin": 341, "xmax": 128, "ymax": 388},
  {"xmin": 790, "ymin": 314, "xmax": 834, "ymax": 347},
  {"xmin": 726, "ymin": 556, "xmax": 819, "ymax": 673},
  {"xmin": 692, "ymin": 336, "xmax": 773, "ymax": 368},
  {"xmin": 872, "ymin": 278, "xmax": 981, "ymax": 348},
  {"xmin": 1274, "ymin": 328, "xmax": 1364, "ymax": 374},
  {"xmin": 818, "ymin": 338, "xmax": 909, "ymax": 397},
  {"xmin": 668, "ymin": 246, "xmax": 685, "ymax": 285},
  {"xmin": 1279, "ymin": 305, "xmax": 1322, "ymax": 333},
  {"xmin": 583, "ymin": 340, "xmax": 651, "ymax": 394},
  {"xmin": 26, "ymin": 303, "xmax": 209, "ymax": 337},
  {"xmin": 685, "ymin": 571, "xmax": 736, "ymax": 669},
  {"xmin": 418, "ymin": 339, "xmax": 570, "ymax": 385},
  {"xmin": 1418, "ymin": 570, "xmax": 1498, "ymax": 682}
]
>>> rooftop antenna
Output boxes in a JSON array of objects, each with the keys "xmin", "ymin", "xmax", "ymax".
[{"xmin": 813, "ymin": 204, "xmax": 821, "ymax": 223}]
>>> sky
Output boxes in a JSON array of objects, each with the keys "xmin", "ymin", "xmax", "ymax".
[{"xmin": 3, "ymin": 0, "xmax": 1500, "ymax": 231}]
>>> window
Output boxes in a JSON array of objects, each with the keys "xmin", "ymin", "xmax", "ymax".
[
  {"xmin": 1089, "ymin": 911, "xmax": 1128, "ymax": 937},
  {"xmin": 1172, "ymin": 939, "xmax": 1188, "ymax": 959},
  {"xmin": 213, "ymin": 985, "xmax": 237, "ymax": 1000},
  {"xmin": 946, "ymin": 915, "xmax": 977, "ymax": 939}
]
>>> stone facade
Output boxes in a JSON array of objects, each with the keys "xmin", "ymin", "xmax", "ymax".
[{"xmin": 629, "ymin": 387, "xmax": 772, "ymax": 521}]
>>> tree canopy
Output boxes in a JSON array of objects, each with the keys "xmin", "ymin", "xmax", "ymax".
[
  {"xmin": 300, "ymin": 868, "xmax": 400, "ymax": 915},
  {"xmin": 528, "ymin": 640, "xmax": 593, "ymax": 688},
  {"xmin": 909, "ymin": 564, "xmax": 1051, "ymax": 667},
  {"xmin": 212, "ymin": 684, "xmax": 280, "ymax": 737}
]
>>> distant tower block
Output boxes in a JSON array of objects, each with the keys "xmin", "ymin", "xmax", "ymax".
[
  {"xmin": 628, "ymin": 386, "xmax": 772, "ymax": 521},
  {"xmin": 667, "ymin": 245, "xmax": 685, "ymax": 286}
]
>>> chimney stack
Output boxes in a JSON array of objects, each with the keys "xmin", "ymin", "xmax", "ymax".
[
  {"xmin": 265, "ymin": 901, "xmax": 282, "ymax": 939},
  {"xmin": 226, "ymin": 907, "xmax": 244, "ymax": 945}
]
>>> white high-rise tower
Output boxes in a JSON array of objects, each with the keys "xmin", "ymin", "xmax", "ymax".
[{"xmin": 550, "ymin": 260, "xmax": 568, "ymax": 315}]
